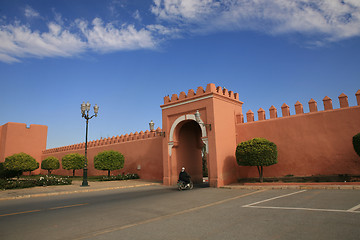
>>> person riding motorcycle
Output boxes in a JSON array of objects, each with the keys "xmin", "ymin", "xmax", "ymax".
[{"xmin": 178, "ymin": 167, "xmax": 191, "ymax": 187}]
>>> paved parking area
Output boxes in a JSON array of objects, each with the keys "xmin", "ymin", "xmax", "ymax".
[
  {"xmin": 78, "ymin": 188, "xmax": 360, "ymax": 240},
  {"xmin": 1, "ymin": 184, "xmax": 359, "ymax": 240},
  {"xmin": 243, "ymin": 190, "xmax": 360, "ymax": 214}
]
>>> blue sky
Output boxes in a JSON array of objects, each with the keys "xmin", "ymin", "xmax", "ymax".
[{"xmin": 1, "ymin": 0, "xmax": 360, "ymax": 149}]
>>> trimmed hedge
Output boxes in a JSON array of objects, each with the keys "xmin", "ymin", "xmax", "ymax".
[
  {"xmin": 94, "ymin": 150, "xmax": 125, "ymax": 177},
  {"xmin": 62, "ymin": 153, "xmax": 86, "ymax": 176},
  {"xmin": 4, "ymin": 152, "xmax": 39, "ymax": 176},
  {"xmin": 41, "ymin": 156, "xmax": 60, "ymax": 175},
  {"xmin": 236, "ymin": 138, "xmax": 278, "ymax": 182},
  {"xmin": 0, "ymin": 162, "xmax": 21, "ymax": 179}
]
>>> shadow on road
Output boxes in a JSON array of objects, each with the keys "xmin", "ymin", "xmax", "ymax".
[{"xmin": 194, "ymin": 182, "xmax": 210, "ymax": 188}]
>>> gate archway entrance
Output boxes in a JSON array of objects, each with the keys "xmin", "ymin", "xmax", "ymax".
[
  {"xmin": 166, "ymin": 114, "xmax": 209, "ymax": 185},
  {"xmin": 176, "ymin": 120, "xmax": 205, "ymax": 184}
]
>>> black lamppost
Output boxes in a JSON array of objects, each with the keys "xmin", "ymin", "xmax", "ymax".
[{"xmin": 80, "ymin": 101, "xmax": 99, "ymax": 187}]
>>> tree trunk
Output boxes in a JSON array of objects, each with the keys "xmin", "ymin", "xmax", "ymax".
[
  {"xmin": 73, "ymin": 169, "xmax": 75, "ymax": 177},
  {"xmin": 108, "ymin": 170, "xmax": 110, "ymax": 177},
  {"xmin": 257, "ymin": 166, "xmax": 264, "ymax": 183},
  {"xmin": 48, "ymin": 170, "xmax": 51, "ymax": 175}
]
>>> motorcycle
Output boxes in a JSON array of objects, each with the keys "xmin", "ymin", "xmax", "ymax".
[{"xmin": 177, "ymin": 180, "xmax": 194, "ymax": 190}]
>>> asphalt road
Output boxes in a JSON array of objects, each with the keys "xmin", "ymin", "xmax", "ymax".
[{"xmin": 1, "ymin": 185, "xmax": 360, "ymax": 240}]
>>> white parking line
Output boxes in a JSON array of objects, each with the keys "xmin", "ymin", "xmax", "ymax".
[
  {"xmin": 242, "ymin": 190, "xmax": 360, "ymax": 214},
  {"xmin": 348, "ymin": 203, "xmax": 360, "ymax": 212},
  {"xmin": 245, "ymin": 205, "xmax": 360, "ymax": 214},
  {"xmin": 242, "ymin": 190, "xmax": 307, "ymax": 207}
]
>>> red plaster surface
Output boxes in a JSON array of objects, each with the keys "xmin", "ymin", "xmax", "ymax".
[
  {"xmin": 42, "ymin": 136, "xmax": 163, "ymax": 181},
  {"xmin": 0, "ymin": 122, "xmax": 48, "ymax": 174},
  {"xmin": 236, "ymin": 106, "xmax": 360, "ymax": 179}
]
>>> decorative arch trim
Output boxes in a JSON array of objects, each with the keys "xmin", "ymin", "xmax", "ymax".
[{"xmin": 168, "ymin": 113, "xmax": 208, "ymax": 156}]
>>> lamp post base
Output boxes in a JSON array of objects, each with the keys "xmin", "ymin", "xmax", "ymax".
[
  {"xmin": 81, "ymin": 168, "xmax": 89, "ymax": 187},
  {"xmin": 81, "ymin": 181, "xmax": 89, "ymax": 187}
]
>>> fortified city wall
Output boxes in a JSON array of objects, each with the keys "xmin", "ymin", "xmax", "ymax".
[
  {"xmin": 41, "ymin": 128, "xmax": 164, "ymax": 181},
  {"xmin": 235, "ymin": 90, "xmax": 360, "ymax": 179},
  {"xmin": 1, "ymin": 84, "xmax": 360, "ymax": 186}
]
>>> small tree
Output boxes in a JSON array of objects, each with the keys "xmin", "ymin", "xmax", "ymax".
[
  {"xmin": 353, "ymin": 133, "xmax": 360, "ymax": 157},
  {"xmin": 236, "ymin": 138, "xmax": 278, "ymax": 182},
  {"xmin": 62, "ymin": 153, "xmax": 86, "ymax": 176},
  {"xmin": 0, "ymin": 162, "xmax": 21, "ymax": 179},
  {"xmin": 4, "ymin": 152, "xmax": 39, "ymax": 177},
  {"xmin": 94, "ymin": 150, "xmax": 125, "ymax": 177},
  {"xmin": 41, "ymin": 156, "xmax": 60, "ymax": 175}
]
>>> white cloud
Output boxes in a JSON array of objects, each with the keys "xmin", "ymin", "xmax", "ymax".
[
  {"xmin": 0, "ymin": 18, "xmax": 158, "ymax": 63},
  {"xmin": 133, "ymin": 10, "xmax": 142, "ymax": 22},
  {"xmin": 152, "ymin": 0, "xmax": 218, "ymax": 22},
  {"xmin": 2, "ymin": 1, "xmax": 359, "ymax": 63},
  {"xmin": 147, "ymin": 24, "xmax": 181, "ymax": 37},
  {"xmin": 24, "ymin": 5, "xmax": 40, "ymax": 18},
  {"xmin": 77, "ymin": 18, "xmax": 156, "ymax": 52},
  {"xmin": 0, "ymin": 22, "xmax": 87, "ymax": 63},
  {"xmin": 152, "ymin": 0, "xmax": 360, "ymax": 42}
]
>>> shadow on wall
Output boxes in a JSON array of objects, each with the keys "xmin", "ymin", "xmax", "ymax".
[{"xmin": 222, "ymin": 155, "xmax": 239, "ymax": 185}]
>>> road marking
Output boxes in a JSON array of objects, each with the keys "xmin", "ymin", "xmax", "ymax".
[
  {"xmin": 245, "ymin": 205, "xmax": 360, "ymax": 214},
  {"xmin": 0, "ymin": 209, "xmax": 41, "ymax": 217},
  {"xmin": 0, "ymin": 203, "xmax": 89, "ymax": 217},
  {"xmin": 49, "ymin": 203, "xmax": 89, "ymax": 210},
  {"xmin": 72, "ymin": 189, "xmax": 267, "ymax": 240},
  {"xmin": 242, "ymin": 190, "xmax": 360, "ymax": 214},
  {"xmin": 242, "ymin": 190, "xmax": 307, "ymax": 207},
  {"xmin": 347, "ymin": 203, "xmax": 360, "ymax": 212}
]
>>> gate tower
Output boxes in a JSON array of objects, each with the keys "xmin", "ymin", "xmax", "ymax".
[{"xmin": 160, "ymin": 83, "xmax": 243, "ymax": 187}]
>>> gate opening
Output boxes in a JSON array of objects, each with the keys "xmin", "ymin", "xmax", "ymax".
[{"xmin": 176, "ymin": 120, "xmax": 209, "ymax": 186}]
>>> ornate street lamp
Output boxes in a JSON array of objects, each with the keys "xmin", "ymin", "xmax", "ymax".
[
  {"xmin": 149, "ymin": 120, "xmax": 155, "ymax": 132},
  {"xmin": 149, "ymin": 120, "xmax": 165, "ymax": 137},
  {"xmin": 195, "ymin": 110, "xmax": 211, "ymax": 130},
  {"xmin": 80, "ymin": 101, "xmax": 99, "ymax": 187}
]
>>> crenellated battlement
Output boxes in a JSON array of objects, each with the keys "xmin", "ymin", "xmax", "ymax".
[
  {"xmin": 42, "ymin": 128, "xmax": 164, "ymax": 154},
  {"xmin": 162, "ymin": 83, "xmax": 242, "ymax": 105},
  {"xmin": 242, "ymin": 90, "xmax": 360, "ymax": 123}
]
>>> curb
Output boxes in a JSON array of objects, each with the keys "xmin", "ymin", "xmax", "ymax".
[{"xmin": 0, "ymin": 182, "xmax": 161, "ymax": 201}]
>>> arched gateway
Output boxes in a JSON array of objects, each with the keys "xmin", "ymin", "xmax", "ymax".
[{"xmin": 160, "ymin": 83, "xmax": 243, "ymax": 187}]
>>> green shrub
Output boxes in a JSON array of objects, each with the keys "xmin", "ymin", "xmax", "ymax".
[
  {"xmin": 99, "ymin": 173, "xmax": 139, "ymax": 181},
  {"xmin": 37, "ymin": 175, "xmax": 72, "ymax": 186},
  {"xmin": 62, "ymin": 153, "xmax": 86, "ymax": 176},
  {"xmin": 0, "ymin": 162, "xmax": 21, "ymax": 179},
  {"xmin": 4, "ymin": 152, "xmax": 39, "ymax": 177},
  {"xmin": 0, "ymin": 179, "xmax": 37, "ymax": 190},
  {"xmin": 236, "ymin": 138, "xmax": 278, "ymax": 182},
  {"xmin": 353, "ymin": 133, "xmax": 360, "ymax": 157},
  {"xmin": 94, "ymin": 150, "xmax": 125, "ymax": 177},
  {"xmin": 0, "ymin": 175, "xmax": 72, "ymax": 190},
  {"xmin": 41, "ymin": 156, "xmax": 60, "ymax": 175}
]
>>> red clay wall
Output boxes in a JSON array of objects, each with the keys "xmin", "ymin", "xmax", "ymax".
[
  {"xmin": 0, "ymin": 122, "xmax": 48, "ymax": 174},
  {"xmin": 236, "ymin": 105, "xmax": 360, "ymax": 179},
  {"xmin": 42, "ymin": 132, "xmax": 163, "ymax": 181}
]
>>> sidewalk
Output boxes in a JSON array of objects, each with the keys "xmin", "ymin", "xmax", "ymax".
[
  {"xmin": 0, "ymin": 180, "xmax": 162, "ymax": 201},
  {"xmin": 222, "ymin": 182, "xmax": 360, "ymax": 190},
  {"xmin": 2, "ymin": 180, "xmax": 360, "ymax": 201}
]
